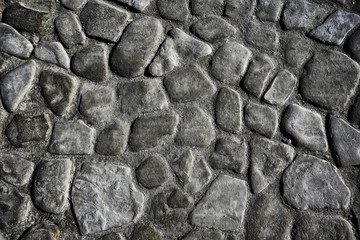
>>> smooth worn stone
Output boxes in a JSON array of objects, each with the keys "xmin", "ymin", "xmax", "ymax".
[
  {"xmin": 119, "ymin": 79, "xmax": 168, "ymax": 114},
  {"xmin": 6, "ymin": 114, "xmax": 50, "ymax": 148},
  {"xmin": 209, "ymin": 137, "xmax": 248, "ymax": 174},
  {"xmin": 191, "ymin": 174, "xmax": 247, "ymax": 231},
  {"xmin": 40, "ymin": 70, "xmax": 78, "ymax": 116},
  {"xmin": 19, "ymin": 0, "xmax": 53, "ymax": 12},
  {"xmin": 283, "ymin": 154, "xmax": 351, "ymax": 210},
  {"xmin": 136, "ymin": 156, "xmax": 169, "ymax": 189},
  {"xmin": 215, "ymin": 87, "xmax": 242, "ymax": 133},
  {"xmin": 190, "ymin": 16, "xmax": 236, "ymax": 42},
  {"xmin": 164, "ymin": 65, "xmax": 215, "ymax": 103},
  {"xmin": 33, "ymin": 158, "xmax": 73, "ymax": 214},
  {"xmin": 250, "ymin": 137, "xmax": 295, "ymax": 194},
  {"xmin": 282, "ymin": 104, "xmax": 328, "ymax": 152},
  {"xmin": 115, "ymin": 0, "xmax": 153, "ymax": 12},
  {"xmin": 0, "ymin": 23, "xmax": 33, "ymax": 58},
  {"xmin": 80, "ymin": 0, "xmax": 130, "ymax": 42},
  {"xmin": 183, "ymin": 230, "xmax": 225, "ymax": 240},
  {"xmin": 55, "ymin": 12, "xmax": 86, "ymax": 48},
  {"xmin": 110, "ymin": 17, "xmax": 163, "ymax": 77},
  {"xmin": 241, "ymin": 54, "xmax": 274, "ymax": 98},
  {"xmin": 60, "ymin": 0, "xmax": 87, "ymax": 10},
  {"xmin": 346, "ymin": 29, "xmax": 360, "ymax": 62},
  {"xmin": 20, "ymin": 224, "xmax": 60, "ymax": 240},
  {"xmin": 190, "ymin": 0, "xmax": 224, "ymax": 16},
  {"xmin": 225, "ymin": 0, "xmax": 255, "ymax": 18},
  {"xmin": 263, "ymin": 70, "xmax": 296, "ymax": 106},
  {"xmin": 176, "ymin": 107, "xmax": 215, "ymax": 147},
  {"xmin": 172, "ymin": 150, "xmax": 213, "ymax": 194},
  {"xmin": 300, "ymin": 50, "xmax": 360, "ymax": 111},
  {"xmin": 0, "ymin": 60, "xmax": 36, "ymax": 112},
  {"xmin": 101, "ymin": 233, "xmax": 125, "ymax": 240},
  {"xmin": 246, "ymin": 21, "xmax": 279, "ymax": 49},
  {"xmin": 167, "ymin": 189, "xmax": 190, "ymax": 208},
  {"xmin": 129, "ymin": 113, "xmax": 179, "ymax": 151},
  {"xmin": 309, "ymin": 10, "xmax": 360, "ymax": 45},
  {"xmin": 157, "ymin": 0, "xmax": 189, "ymax": 21},
  {"xmin": 131, "ymin": 225, "xmax": 163, "ymax": 240},
  {"xmin": 284, "ymin": 34, "xmax": 312, "ymax": 68},
  {"xmin": 244, "ymin": 102, "xmax": 278, "ymax": 138},
  {"xmin": 48, "ymin": 120, "xmax": 96, "ymax": 155},
  {"xmin": 72, "ymin": 163, "xmax": 145, "ymax": 235},
  {"xmin": 95, "ymin": 122, "xmax": 127, "ymax": 156},
  {"xmin": 71, "ymin": 44, "xmax": 108, "ymax": 82},
  {"xmin": 256, "ymin": 0, "xmax": 285, "ymax": 21},
  {"xmin": 0, "ymin": 153, "xmax": 34, "ymax": 187},
  {"xmin": 34, "ymin": 42, "xmax": 70, "ymax": 69},
  {"xmin": 211, "ymin": 41, "xmax": 251, "ymax": 83}
]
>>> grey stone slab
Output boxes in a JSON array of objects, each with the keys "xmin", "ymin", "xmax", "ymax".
[
  {"xmin": 34, "ymin": 42, "xmax": 70, "ymax": 69},
  {"xmin": 0, "ymin": 154, "xmax": 34, "ymax": 187},
  {"xmin": 167, "ymin": 189, "xmax": 190, "ymax": 209},
  {"xmin": 190, "ymin": 0, "xmax": 223, "ymax": 16},
  {"xmin": 346, "ymin": 29, "xmax": 360, "ymax": 62},
  {"xmin": 95, "ymin": 122, "xmax": 128, "ymax": 156},
  {"xmin": 246, "ymin": 21, "xmax": 279, "ymax": 49},
  {"xmin": 244, "ymin": 103, "xmax": 278, "ymax": 138},
  {"xmin": 20, "ymin": 224, "xmax": 60, "ymax": 240},
  {"xmin": 256, "ymin": 0, "xmax": 285, "ymax": 21},
  {"xmin": 263, "ymin": 70, "xmax": 296, "ymax": 106},
  {"xmin": 225, "ymin": 0, "xmax": 255, "ymax": 18},
  {"xmin": 0, "ymin": 23, "xmax": 33, "ymax": 59},
  {"xmin": 284, "ymin": 34, "xmax": 312, "ymax": 68},
  {"xmin": 115, "ymin": 0, "xmax": 153, "ymax": 12},
  {"xmin": 283, "ymin": 154, "xmax": 351, "ymax": 210},
  {"xmin": 183, "ymin": 230, "xmax": 225, "ymax": 240},
  {"xmin": 157, "ymin": 0, "xmax": 189, "ymax": 21},
  {"xmin": 60, "ymin": 0, "xmax": 87, "ymax": 10},
  {"xmin": 55, "ymin": 12, "xmax": 86, "ymax": 49},
  {"xmin": 136, "ymin": 156, "xmax": 169, "ymax": 189},
  {"xmin": 131, "ymin": 225, "xmax": 163, "ymax": 240}
]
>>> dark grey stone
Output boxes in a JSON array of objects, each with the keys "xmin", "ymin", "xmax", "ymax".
[
  {"xmin": 263, "ymin": 70, "xmax": 296, "ymax": 106},
  {"xmin": 167, "ymin": 189, "xmax": 190, "ymax": 209},
  {"xmin": 115, "ymin": 0, "xmax": 153, "ymax": 12},
  {"xmin": 100, "ymin": 233, "xmax": 125, "ymax": 240},
  {"xmin": 256, "ymin": 0, "xmax": 285, "ymax": 21},
  {"xmin": 284, "ymin": 34, "xmax": 312, "ymax": 68},
  {"xmin": 183, "ymin": 230, "xmax": 225, "ymax": 240},
  {"xmin": 346, "ymin": 29, "xmax": 360, "ymax": 62},
  {"xmin": 225, "ymin": 0, "xmax": 255, "ymax": 18},
  {"xmin": 34, "ymin": 42, "xmax": 70, "ymax": 69},
  {"xmin": 20, "ymin": 224, "xmax": 60, "ymax": 240},
  {"xmin": 190, "ymin": 0, "xmax": 223, "ymax": 16},
  {"xmin": 55, "ymin": 12, "xmax": 86, "ymax": 48},
  {"xmin": 157, "ymin": 0, "xmax": 189, "ymax": 21},
  {"xmin": 349, "ymin": 95, "xmax": 360, "ymax": 126},
  {"xmin": 0, "ymin": 23, "xmax": 33, "ymax": 59},
  {"xmin": 95, "ymin": 122, "xmax": 127, "ymax": 156},
  {"xmin": 131, "ymin": 225, "xmax": 163, "ymax": 240},
  {"xmin": 246, "ymin": 21, "xmax": 279, "ymax": 49},
  {"xmin": 60, "ymin": 0, "xmax": 87, "ymax": 10},
  {"xmin": 244, "ymin": 103, "xmax": 278, "ymax": 138},
  {"xmin": 136, "ymin": 156, "xmax": 168, "ymax": 189},
  {"xmin": 0, "ymin": 154, "xmax": 34, "ymax": 187}
]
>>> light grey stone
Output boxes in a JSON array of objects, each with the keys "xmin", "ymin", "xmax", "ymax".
[
  {"xmin": 20, "ymin": 0, "xmax": 53, "ymax": 12},
  {"xmin": 256, "ymin": 0, "xmax": 285, "ymax": 21},
  {"xmin": 0, "ymin": 154, "xmax": 34, "ymax": 187},
  {"xmin": 34, "ymin": 42, "xmax": 70, "ymax": 69},
  {"xmin": 183, "ymin": 230, "xmax": 225, "ymax": 240},
  {"xmin": 48, "ymin": 120, "xmax": 96, "ymax": 155},
  {"xmin": 95, "ymin": 122, "xmax": 128, "ymax": 156},
  {"xmin": 0, "ymin": 23, "xmax": 33, "ymax": 59},
  {"xmin": 246, "ymin": 21, "xmax": 279, "ymax": 49},
  {"xmin": 60, "ymin": 0, "xmax": 87, "ymax": 10},
  {"xmin": 191, "ymin": 174, "xmax": 247, "ymax": 231},
  {"xmin": 191, "ymin": 0, "xmax": 224, "ymax": 16},
  {"xmin": 55, "ymin": 12, "xmax": 86, "ymax": 48},
  {"xmin": 157, "ymin": 0, "xmax": 189, "ymax": 21},
  {"xmin": 244, "ymin": 103, "xmax": 278, "ymax": 138},
  {"xmin": 20, "ymin": 224, "xmax": 60, "ymax": 240},
  {"xmin": 115, "ymin": 0, "xmax": 153, "ymax": 12},
  {"xmin": 167, "ymin": 189, "xmax": 190, "ymax": 209},
  {"xmin": 283, "ymin": 154, "xmax": 351, "ymax": 210},
  {"xmin": 263, "ymin": 70, "xmax": 296, "ymax": 106},
  {"xmin": 131, "ymin": 225, "xmax": 163, "ymax": 240},
  {"xmin": 136, "ymin": 156, "xmax": 169, "ymax": 189},
  {"xmin": 225, "ymin": 0, "xmax": 255, "ymax": 18},
  {"xmin": 346, "ymin": 29, "xmax": 360, "ymax": 62},
  {"xmin": 284, "ymin": 34, "xmax": 312, "ymax": 68},
  {"xmin": 71, "ymin": 163, "xmax": 145, "ymax": 235}
]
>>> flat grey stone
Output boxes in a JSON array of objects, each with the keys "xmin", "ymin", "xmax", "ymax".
[
  {"xmin": 55, "ymin": 12, "xmax": 86, "ymax": 48},
  {"xmin": 167, "ymin": 189, "xmax": 190, "ymax": 209},
  {"xmin": 129, "ymin": 112, "xmax": 179, "ymax": 151},
  {"xmin": 40, "ymin": 70, "xmax": 78, "ymax": 116},
  {"xmin": 300, "ymin": 50, "xmax": 360, "ymax": 111},
  {"xmin": 246, "ymin": 21, "xmax": 279, "ymax": 49},
  {"xmin": 183, "ymin": 230, "xmax": 225, "ymax": 240},
  {"xmin": 0, "ymin": 23, "xmax": 33, "ymax": 59},
  {"xmin": 309, "ymin": 10, "xmax": 360, "ymax": 45},
  {"xmin": 190, "ymin": 16, "xmax": 236, "ymax": 43},
  {"xmin": 34, "ymin": 42, "xmax": 70, "ymax": 69},
  {"xmin": 176, "ymin": 107, "xmax": 215, "ymax": 147},
  {"xmin": 190, "ymin": 0, "xmax": 223, "ymax": 16},
  {"xmin": 212, "ymin": 42, "xmax": 251, "ymax": 83},
  {"xmin": 284, "ymin": 34, "xmax": 312, "ymax": 68},
  {"xmin": 164, "ymin": 65, "xmax": 215, "ymax": 103},
  {"xmin": 157, "ymin": 0, "xmax": 189, "ymax": 21},
  {"xmin": 71, "ymin": 44, "xmax": 108, "ymax": 82},
  {"xmin": 80, "ymin": 0, "xmax": 130, "ymax": 42},
  {"xmin": 131, "ymin": 225, "xmax": 163, "ymax": 240},
  {"xmin": 6, "ymin": 114, "xmax": 50, "ymax": 148},
  {"xmin": 215, "ymin": 87, "xmax": 242, "ymax": 133},
  {"xmin": 346, "ymin": 29, "xmax": 360, "ymax": 62},
  {"xmin": 225, "ymin": 0, "xmax": 255, "ymax": 18},
  {"xmin": 110, "ymin": 17, "xmax": 163, "ymax": 77},
  {"xmin": 191, "ymin": 174, "xmax": 247, "ymax": 231},
  {"xmin": 263, "ymin": 70, "xmax": 296, "ymax": 106},
  {"xmin": 241, "ymin": 54, "xmax": 274, "ymax": 98},
  {"xmin": 48, "ymin": 120, "xmax": 96, "ymax": 155},
  {"xmin": 256, "ymin": 0, "xmax": 285, "ymax": 21},
  {"xmin": 0, "ymin": 60, "xmax": 36, "ymax": 112},
  {"xmin": 60, "ymin": 0, "xmax": 87, "ymax": 10},
  {"xmin": 101, "ymin": 233, "xmax": 125, "ymax": 240},
  {"xmin": 72, "ymin": 163, "xmax": 144, "ymax": 235},
  {"xmin": 0, "ymin": 153, "xmax": 34, "ymax": 187},
  {"xmin": 95, "ymin": 122, "xmax": 128, "ymax": 156},
  {"xmin": 33, "ymin": 158, "xmax": 73, "ymax": 214},
  {"xmin": 20, "ymin": 224, "xmax": 60, "ymax": 240},
  {"xmin": 244, "ymin": 103, "xmax": 278, "ymax": 138},
  {"xmin": 136, "ymin": 156, "xmax": 169, "ymax": 189},
  {"xmin": 115, "ymin": 0, "xmax": 153, "ymax": 12},
  {"xmin": 283, "ymin": 154, "xmax": 351, "ymax": 210},
  {"xmin": 250, "ymin": 137, "xmax": 295, "ymax": 194}
]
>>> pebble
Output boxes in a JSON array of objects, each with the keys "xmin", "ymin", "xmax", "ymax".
[
  {"xmin": 136, "ymin": 156, "xmax": 169, "ymax": 189},
  {"xmin": 190, "ymin": 0, "xmax": 223, "ymax": 16},
  {"xmin": 115, "ymin": 0, "xmax": 153, "ymax": 12},
  {"xmin": 225, "ymin": 0, "xmax": 255, "ymax": 18},
  {"xmin": 244, "ymin": 103, "xmax": 278, "ymax": 138},
  {"xmin": 183, "ymin": 230, "xmax": 225, "ymax": 240},
  {"xmin": 95, "ymin": 122, "xmax": 128, "ymax": 156},
  {"xmin": 0, "ymin": 154, "xmax": 34, "ymax": 187},
  {"xmin": 20, "ymin": 224, "xmax": 60, "ymax": 240},
  {"xmin": 263, "ymin": 70, "xmax": 296, "ymax": 106},
  {"xmin": 346, "ymin": 29, "xmax": 360, "ymax": 62},
  {"xmin": 60, "ymin": 0, "xmax": 87, "ymax": 10},
  {"xmin": 131, "ymin": 225, "xmax": 163, "ymax": 240},
  {"xmin": 246, "ymin": 21, "xmax": 279, "ymax": 49},
  {"xmin": 157, "ymin": 0, "xmax": 189, "ymax": 21},
  {"xmin": 167, "ymin": 189, "xmax": 190, "ymax": 209},
  {"xmin": 0, "ymin": 23, "xmax": 33, "ymax": 59},
  {"xmin": 284, "ymin": 34, "xmax": 312, "ymax": 68},
  {"xmin": 34, "ymin": 42, "xmax": 70, "ymax": 69},
  {"xmin": 54, "ymin": 12, "xmax": 86, "ymax": 48},
  {"xmin": 256, "ymin": 0, "xmax": 285, "ymax": 21},
  {"xmin": 283, "ymin": 154, "xmax": 351, "ymax": 210}
]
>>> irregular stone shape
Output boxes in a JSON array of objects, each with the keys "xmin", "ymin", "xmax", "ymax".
[
  {"xmin": 246, "ymin": 21, "xmax": 279, "ymax": 49},
  {"xmin": 211, "ymin": 42, "xmax": 251, "ymax": 83},
  {"xmin": 129, "ymin": 113, "xmax": 179, "ymax": 151},
  {"xmin": 241, "ymin": 54, "xmax": 274, "ymax": 98},
  {"xmin": 346, "ymin": 29, "xmax": 360, "ymax": 62},
  {"xmin": 164, "ymin": 65, "xmax": 215, "ymax": 103},
  {"xmin": 283, "ymin": 154, "xmax": 351, "ymax": 210},
  {"xmin": 131, "ymin": 225, "xmax": 163, "ymax": 240},
  {"xmin": 110, "ymin": 17, "xmax": 163, "ymax": 78},
  {"xmin": 294, "ymin": 215, "xmax": 356, "ymax": 240},
  {"xmin": 183, "ymin": 230, "xmax": 225, "ymax": 240},
  {"xmin": 215, "ymin": 87, "xmax": 242, "ymax": 133},
  {"xmin": 191, "ymin": 0, "xmax": 223, "ymax": 16},
  {"xmin": 33, "ymin": 158, "xmax": 73, "ymax": 214},
  {"xmin": 282, "ymin": 104, "xmax": 328, "ymax": 152},
  {"xmin": 244, "ymin": 103, "xmax": 278, "ymax": 138},
  {"xmin": 176, "ymin": 107, "xmax": 215, "ymax": 147},
  {"xmin": 55, "ymin": 12, "xmax": 86, "ymax": 48},
  {"xmin": 60, "ymin": 0, "xmax": 87, "ymax": 10},
  {"xmin": 95, "ymin": 122, "xmax": 127, "ymax": 156},
  {"xmin": 119, "ymin": 79, "xmax": 168, "ymax": 114},
  {"xmin": 284, "ymin": 34, "xmax": 312, "ymax": 68},
  {"xmin": 34, "ymin": 42, "xmax": 70, "ymax": 69},
  {"xmin": 172, "ymin": 150, "xmax": 213, "ymax": 194},
  {"xmin": 225, "ymin": 0, "xmax": 255, "ymax": 18},
  {"xmin": 256, "ymin": 0, "xmax": 284, "ymax": 21},
  {"xmin": 115, "ymin": 0, "xmax": 153, "ymax": 12},
  {"xmin": 0, "ymin": 23, "xmax": 33, "ymax": 59},
  {"xmin": 157, "ymin": 0, "xmax": 189, "ymax": 21},
  {"xmin": 6, "ymin": 114, "xmax": 50, "ymax": 148},
  {"xmin": 80, "ymin": 0, "xmax": 130, "ymax": 42},
  {"xmin": 250, "ymin": 137, "xmax": 295, "ymax": 194},
  {"xmin": 20, "ymin": 0, "xmax": 53, "ymax": 12},
  {"xmin": 20, "ymin": 224, "xmax": 60, "ymax": 240},
  {"xmin": 101, "ymin": 233, "xmax": 125, "ymax": 240},
  {"xmin": 349, "ymin": 95, "xmax": 360, "ymax": 126},
  {"xmin": 0, "ymin": 60, "xmax": 36, "ymax": 112},
  {"xmin": 263, "ymin": 70, "xmax": 296, "ymax": 106},
  {"xmin": 167, "ymin": 189, "xmax": 190, "ymax": 209},
  {"xmin": 40, "ymin": 70, "xmax": 78, "ymax": 116},
  {"xmin": 191, "ymin": 16, "xmax": 236, "ymax": 43},
  {"xmin": 0, "ymin": 154, "xmax": 34, "ymax": 187},
  {"xmin": 71, "ymin": 44, "xmax": 108, "ymax": 82},
  {"xmin": 72, "ymin": 163, "xmax": 145, "ymax": 235},
  {"xmin": 48, "ymin": 120, "xmax": 96, "ymax": 155},
  {"xmin": 191, "ymin": 175, "xmax": 247, "ymax": 231},
  {"xmin": 300, "ymin": 50, "xmax": 360, "ymax": 111},
  {"xmin": 136, "ymin": 156, "xmax": 169, "ymax": 189}
]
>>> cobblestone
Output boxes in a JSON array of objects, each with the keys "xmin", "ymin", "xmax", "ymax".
[{"xmin": 0, "ymin": 23, "xmax": 33, "ymax": 59}]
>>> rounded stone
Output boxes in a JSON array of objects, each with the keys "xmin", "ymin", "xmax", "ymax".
[{"xmin": 136, "ymin": 156, "xmax": 169, "ymax": 189}]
